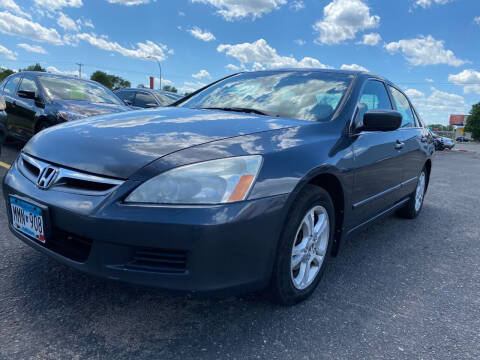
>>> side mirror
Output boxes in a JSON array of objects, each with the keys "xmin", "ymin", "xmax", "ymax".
[
  {"xmin": 145, "ymin": 103, "xmax": 159, "ymax": 108},
  {"xmin": 17, "ymin": 90, "xmax": 36, "ymax": 100},
  {"xmin": 361, "ymin": 110, "xmax": 402, "ymax": 132}
]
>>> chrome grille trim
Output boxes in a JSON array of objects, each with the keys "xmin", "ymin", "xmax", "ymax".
[{"xmin": 18, "ymin": 152, "xmax": 124, "ymax": 196}]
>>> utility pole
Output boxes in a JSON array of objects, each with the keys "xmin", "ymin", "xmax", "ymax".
[
  {"xmin": 76, "ymin": 63, "xmax": 83, "ymax": 78},
  {"xmin": 147, "ymin": 56, "xmax": 162, "ymax": 90}
]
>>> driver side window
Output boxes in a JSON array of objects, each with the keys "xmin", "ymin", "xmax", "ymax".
[{"xmin": 356, "ymin": 80, "xmax": 392, "ymax": 127}]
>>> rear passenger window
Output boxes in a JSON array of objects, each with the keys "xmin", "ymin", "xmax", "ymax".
[
  {"xmin": 117, "ymin": 90, "xmax": 135, "ymax": 104},
  {"xmin": 359, "ymin": 81, "xmax": 392, "ymax": 110},
  {"xmin": 390, "ymin": 87, "xmax": 416, "ymax": 128},
  {"xmin": 3, "ymin": 76, "xmax": 20, "ymax": 95},
  {"xmin": 18, "ymin": 77, "xmax": 38, "ymax": 95},
  {"xmin": 134, "ymin": 92, "xmax": 156, "ymax": 108}
]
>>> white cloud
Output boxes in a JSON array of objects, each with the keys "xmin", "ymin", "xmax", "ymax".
[
  {"xmin": 0, "ymin": 11, "xmax": 63, "ymax": 45},
  {"xmin": 290, "ymin": 1, "xmax": 305, "ymax": 11},
  {"xmin": 34, "ymin": 0, "xmax": 83, "ymax": 11},
  {"xmin": 294, "ymin": 39, "xmax": 306, "ymax": 46},
  {"xmin": 225, "ymin": 63, "xmax": 241, "ymax": 71},
  {"xmin": 106, "ymin": 0, "xmax": 154, "ymax": 5},
  {"xmin": 191, "ymin": 0, "xmax": 287, "ymax": 21},
  {"xmin": 17, "ymin": 43, "xmax": 47, "ymax": 54},
  {"xmin": 46, "ymin": 65, "xmax": 79, "ymax": 77},
  {"xmin": 414, "ymin": 0, "xmax": 455, "ymax": 9},
  {"xmin": 192, "ymin": 69, "xmax": 211, "ymax": 79},
  {"xmin": 313, "ymin": 0, "xmax": 380, "ymax": 45},
  {"xmin": 340, "ymin": 63, "xmax": 368, "ymax": 71},
  {"xmin": 57, "ymin": 12, "xmax": 80, "ymax": 32},
  {"xmin": 448, "ymin": 69, "xmax": 480, "ymax": 94},
  {"xmin": 179, "ymin": 11, "xmax": 186, "ymax": 16},
  {"xmin": 0, "ymin": 44, "xmax": 17, "ymax": 60},
  {"xmin": 179, "ymin": 80, "xmax": 207, "ymax": 94},
  {"xmin": 82, "ymin": 18, "xmax": 94, "ymax": 28},
  {"xmin": 218, "ymin": 38, "xmax": 331, "ymax": 70},
  {"xmin": 0, "ymin": 0, "xmax": 30, "ymax": 18},
  {"xmin": 474, "ymin": 16, "xmax": 480, "ymax": 25},
  {"xmin": 425, "ymin": 78, "xmax": 434, "ymax": 83},
  {"xmin": 187, "ymin": 26, "xmax": 216, "ymax": 42},
  {"xmin": 385, "ymin": 35, "xmax": 466, "ymax": 66},
  {"xmin": 75, "ymin": 33, "xmax": 172, "ymax": 60},
  {"xmin": 359, "ymin": 32, "xmax": 381, "ymax": 46},
  {"xmin": 405, "ymin": 87, "xmax": 468, "ymax": 124}
]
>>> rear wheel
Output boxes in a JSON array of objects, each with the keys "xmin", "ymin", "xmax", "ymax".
[
  {"xmin": 397, "ymin": 167, "xmax": 427, "ymax": 219},
  {"xmin": 269, "ymin": 185, "xmax": 335, "ymax": 305}
]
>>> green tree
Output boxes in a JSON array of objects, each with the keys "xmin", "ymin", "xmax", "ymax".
[
  {"xmin": 162, "ymin": 85, "xmax": 178, "ymax": 93},
  {"xmin": 465, "ymin": 103, "xmax": 480, "ymax": 140},
  {"xmin": 20, "ymin": 63, "xmax": 46, "ymax": 72},
  {"xmin": 90, "ymin": 70, "xmax": 131, "ymax": 90},
  {"xmin": 137, "ymin": 84, "xmax": 146, "ymax": 88},
  {"xmin": 0, "ymin": 68, "xmax": 15, "ymax": 82}
]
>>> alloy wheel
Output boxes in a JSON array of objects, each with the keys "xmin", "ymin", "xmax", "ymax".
[{"xmin": 290, "ymin": 206, "xmax": 330, "ymax": 290}]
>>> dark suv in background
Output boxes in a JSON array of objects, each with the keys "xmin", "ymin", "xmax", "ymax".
[
  {"xmin": 0, "ymin": 72, "xmax": 130, "ymax": 141},
  {"xmin": 115, "ymin": 88, "xmax": 183, "ymax": 109}
]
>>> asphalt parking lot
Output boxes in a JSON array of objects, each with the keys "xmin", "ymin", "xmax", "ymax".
[{"xmin": 0, "ymin": 142, "xmax": 479, "ymax": 360}]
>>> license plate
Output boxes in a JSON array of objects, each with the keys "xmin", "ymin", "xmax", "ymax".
[{"xmin": 10, "ymin": 197, "xmax": 46, "ymax": 243}]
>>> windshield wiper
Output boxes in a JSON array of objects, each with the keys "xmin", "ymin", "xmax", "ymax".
[{"xmin": 198, "ymin": 107, "xmax": 270, "ymax": 116}]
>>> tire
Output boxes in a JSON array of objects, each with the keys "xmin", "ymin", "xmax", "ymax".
[
  {"xmin": 269, "ymin": 185, "xmax": 335, "ymax": 306},
  {"xmin": 397, "ymin": 167, "xmax": 427, "ymax": 219}
]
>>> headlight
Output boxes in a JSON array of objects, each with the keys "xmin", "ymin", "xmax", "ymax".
[
  {"xmin": 125, "ymin": 155, "xmax": 263, "ymax": 205},
  {"xmin": 58, "ymin": 111, "xmax": 86, "ymax": 121}
]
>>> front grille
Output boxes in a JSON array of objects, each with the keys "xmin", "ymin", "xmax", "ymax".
[
  {"xmin": 46, "ymin": 228, "xmax": 93, "ymax": 263},
  {"xmin": 17, "ymin": 153, "xmax": 123, "ymax": 196},
  {"xmin": 126, "ymin": 247, "xmax": 188, "ymax": 274}
]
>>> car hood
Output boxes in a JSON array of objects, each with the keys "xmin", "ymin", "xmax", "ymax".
[
  {"xmin": 24, "ymin": 107, "xmax": 309, "ymax": 179},
  {"xmin": 52, "ymin": 100, "xmax": 130, "ymax": 118}
]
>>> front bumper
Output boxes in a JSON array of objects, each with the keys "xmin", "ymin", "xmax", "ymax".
[{"xmin": 3, "ymin": 160, "xmax": 289, "ymax": 296}]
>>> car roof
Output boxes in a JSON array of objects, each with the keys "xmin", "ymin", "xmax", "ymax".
[
  {"xmin": 237, "ymin": 68, "xmax": 389, "ymax": 83},
  {"xmin": 12, "ymin": 71, "xmax": 105, "ymax": 86}
]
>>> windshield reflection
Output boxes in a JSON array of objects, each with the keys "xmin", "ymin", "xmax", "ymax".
[{"xmin": 180, "ymin": 71, "xmax": 353, "ymax": 122}]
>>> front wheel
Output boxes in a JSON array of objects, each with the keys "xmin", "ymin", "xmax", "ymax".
[
  {"xmin": 269, "ymin": 185, "xmax": 335, "ymax": 305},
  {"xmin": 397, "ymin": 168, "xmax": 427, "ymax": 219}
]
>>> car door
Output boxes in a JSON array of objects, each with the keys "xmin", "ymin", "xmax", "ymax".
[
  {"xmin": 389, "ymin": 86, "xmax": 427, "ymax": 199},
  {"xmin": 2, "ymin": 75, "xmax": 21, "ymax": 136},
  {"xmin": 349, "ymin": 79, "xmax": 407, "ymax": 227},
  {"xmin": 15, "ymin": 75, "xmax": 41, "ymax": 138}
]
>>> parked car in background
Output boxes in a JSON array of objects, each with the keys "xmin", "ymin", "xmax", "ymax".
[
  {"xmin": 0, "ymin": 72, "xmax": 130, "ymax": 141},
  {"xmin": 430, "ymin": 131, "xmax": 454, "ymax": 150},
  {"xmin": 0, "ymin": 95, "xmax": 6, "ymax": 150},
  {"xmin": 3, "ymin": 69, "xmax": 434, "ymax": 305},
  {"xmin": 115, "ymin": 88, "xmax": 183, "ymax": 109},
  {"xmin": 456, "ymin": 136, "xmax": 470, "ymax": 142}
]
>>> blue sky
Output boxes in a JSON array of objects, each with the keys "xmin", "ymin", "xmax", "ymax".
[{"xmin": 0, "ymin": 0, "xmax": 479, "ymax": 125}]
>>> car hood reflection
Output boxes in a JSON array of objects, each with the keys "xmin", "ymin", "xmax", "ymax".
[{"xmin": 23, "ymin": 107, "xmax": 310, "ymax": 179}]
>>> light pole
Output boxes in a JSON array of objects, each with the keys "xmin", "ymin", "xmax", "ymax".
[{"xmin": 147, "ymin": 56, "xmax": 162, "ymax": 90}]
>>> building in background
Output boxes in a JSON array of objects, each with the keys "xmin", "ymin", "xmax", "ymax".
[{"xmin": 449, "ymin": 114, "xmax": 472, "ymax": 139}]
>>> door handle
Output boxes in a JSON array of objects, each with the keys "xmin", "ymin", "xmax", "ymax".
[{"xmin": 395, "ymin": 140, "xmax": 405, "ymax": 150}]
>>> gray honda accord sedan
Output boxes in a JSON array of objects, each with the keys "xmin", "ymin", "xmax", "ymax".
[{"xmin": 3, "ymin": 69, "xmax": 434, "ymax": 305}]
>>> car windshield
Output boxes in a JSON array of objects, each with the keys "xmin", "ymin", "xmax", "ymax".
[
  {"xmin": 179, "ymin": 71, "xmax": 353, "ymax": 122},
  {"xmin": 38, "ymin": 75, "xmax": 122, "ymax": 105}
]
